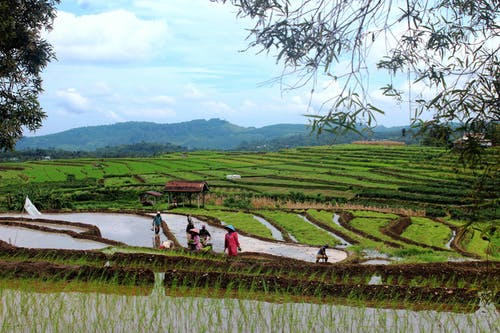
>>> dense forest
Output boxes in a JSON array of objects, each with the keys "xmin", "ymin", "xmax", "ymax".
[
  {"xmin": 15, "ymin": 119, "xmax": 415, "ymax": 152},
  {"xmin": 6, "ymin": 119, "xmax": 498, "ymax": 160},
  {"xmin": 0, "ymin": 142, "xmax": 187, "ymax": 161}
]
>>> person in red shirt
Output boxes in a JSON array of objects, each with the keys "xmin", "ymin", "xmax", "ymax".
[{"xmin": 224, "ymin": 225, "xmax": 240, "ymax": 256}]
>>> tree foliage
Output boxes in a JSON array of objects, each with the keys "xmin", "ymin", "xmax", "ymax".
[
  {"xmin": 217, "ymin": 0, "xmax": 499, "ymax": 140},
  {"xmin": 0, "ymin": 0, "xmax": 59, "ymax": 152},
  {"xmin": 419, "ymin": 122, "xmax": 453, "ymax": 147}
]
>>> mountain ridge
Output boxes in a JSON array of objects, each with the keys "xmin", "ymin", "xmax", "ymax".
[
  {"xmin": 16, "ymin": 118, "xmax": 410, "ymax": 151},
  {"xmin": 16, "ymin": 119, "xmax": 311, "ymax": 151}
]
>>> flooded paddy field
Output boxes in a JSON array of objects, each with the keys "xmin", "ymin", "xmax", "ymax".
[
  {"xmin": 1, "ymin": 213, "xmax": 155, "ymax": 248},
  {"xmin": 0, "ymin": 279, "xmax": 498, "ymax": 333},
  {"xmin": 0, "ymin": 212, "xmax": 498, "ymax": 332},
  {"xmin": 164, "ymin": 213, "xmax": 346, "ymax": 262},
  {"xmin": 0, "ymin": 213, "xmax": 346, "ymax": 263},
  {"xmin": 0, "ymin": 225, "xmax": 108, "ymax": 250}
]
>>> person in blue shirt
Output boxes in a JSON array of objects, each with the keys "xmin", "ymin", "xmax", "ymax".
[
  {"xmin": 152, "ymin": 211, "xmax": 162, "ymax": 235},
  {"xmin": 316, "ymin": 244, "xmax": 329, "ymax": 263}
]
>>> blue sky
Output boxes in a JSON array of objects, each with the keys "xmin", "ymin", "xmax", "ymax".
[{"xmin": 34, "ymin": 0, "xmax": 417, "ymax": 136}]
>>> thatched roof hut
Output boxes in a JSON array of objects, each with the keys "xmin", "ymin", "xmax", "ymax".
[
  {"xmin": 139, "ymin": 190, "xmax": 163, "ymax": 206},
  {"xmin": 164, "ymin": 181, "xmax": 209, "ymax": 208}
]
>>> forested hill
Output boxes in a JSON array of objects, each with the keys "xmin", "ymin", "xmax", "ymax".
[
  {"xmin": 16, "ymin": 118, "xmax": 412, "ymax": 151},
  {"xmin": 16, "ymin": 119, "xmax": 309, "ymax": 151}
]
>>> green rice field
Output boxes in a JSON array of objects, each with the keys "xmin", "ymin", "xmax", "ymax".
[{"xmin": 0, "ymin": 144, "xmax": 498, "ymax": 332}]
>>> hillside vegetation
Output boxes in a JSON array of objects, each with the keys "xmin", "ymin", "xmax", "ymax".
[{"xmin": 14, "ymin": 119, "xmax": 414, "ymax": 151}]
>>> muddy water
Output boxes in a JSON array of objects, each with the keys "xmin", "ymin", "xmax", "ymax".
[
  {"xmin": 0, "ymin": 225, "xmax": 108, "ymax": 250},
  {"xmin": 253, "ymin": 215, "xmax": 284, "ymax": 241},
  {"xmin": 368, "ymin": 275, "xmax": 383, "ymax": 285},
  {"xmin": 298, "ymin": 214, "xmax": 351, "ymax": 247},
  {"xmin": 0, "ymin": 213, "xmax": 347, "ymax": 263},
  {"xmin": 445, "ymin": 230, "xmax": 456, "ymax": 249},
  {"xmin": 163, "ymin": 213, "xmax": 347, "ymax": 263},
  {"xmin": 333, "ymin": 213, "xmax": 341, "ymax": 226},
  {"xmin": 13, "ymin": 221, "xmax": 88, "ymax": 233},
  {"xmin": 1, "ymin": 213, "xmax": 155, "ymax": 247},
  {"xmin": 362, "ymin": 259, "xmax": 392, "ymax": 265}
]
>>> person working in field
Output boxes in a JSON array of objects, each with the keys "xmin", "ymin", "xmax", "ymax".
[
  {"xmin": 199, "ymin": 224, "xmax": 211, "ymax": 246},
  {"xmin": 186, "ymin": 215, "xmax": 195, "ymax": 242},
  {"xmin": 152, "ymin": 211, "xmax": 162, "ymax": 235},
  {"xmin": 224, "ymin": 225, "xmax": 241, "ymax": 256},
  {"xmin": 188, "ymin": 228, "xmax": 202, "ymax": 251},
  {"xmin": 316, "ymin": 244, "xmax": 329, "ymax": 263}
]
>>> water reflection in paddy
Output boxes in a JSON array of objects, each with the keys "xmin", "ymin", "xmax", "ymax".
[
  {"xmin": 14, "ymin": 221, "xmax": 88, "ymax": 233},
  {"xmin": 0, "ymin": 225, "xmax": 108, "ymax": 250},
  {"xmin": 253, "ymin": 215, "xmax": 284, "ymax": 241},
  {"xmin": 163, "ymin": 213, "xmax": 346, "ymax": 263},
  {"xmin": 0, "ymin": 288, "xmax": 496, "ymax": 333},
  {"xmin": 0, "ymin": 213, "xmax": 347, "ymax": 263},
  {"xmin": 31, "ymin": 213, "xmax": 155, "ymax": 248},
  {"xmin": 298, "ymin": 214, "xmax": 351, "ymax": 247}
]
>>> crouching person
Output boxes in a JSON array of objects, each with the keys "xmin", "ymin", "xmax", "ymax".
[
  {"xmin": 316, "ymin": 244, "xmax": 329, "ymax": 263},
  {"xmin": 159, "ymin": 240, "xmax": 174, "ymax": 250}
]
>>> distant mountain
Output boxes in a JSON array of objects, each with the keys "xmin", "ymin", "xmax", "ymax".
[
  {"xmin": 16, "ymin": 119, "xmax": 309, "ymax": 151},
  {"xmin": 16, "ymin": 119, "xmax": 413, "ymax": 151}
]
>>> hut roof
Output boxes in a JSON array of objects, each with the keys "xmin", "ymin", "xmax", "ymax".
[
  {"xmin": 142, "ymin": 191, "xmax": 163, "ymax": 197},
  {"xmin": 164, "ymin": 181, "xmax": 209, "ymax": 193}
]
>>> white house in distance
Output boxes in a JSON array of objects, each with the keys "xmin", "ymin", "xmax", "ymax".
[
  {"xmin": 226, "ymin": 174, "xmax": 241, "ymax": 180},
  {"xmin": 454, "ymin": 133, "xmax": 493, "ymax": 148}
]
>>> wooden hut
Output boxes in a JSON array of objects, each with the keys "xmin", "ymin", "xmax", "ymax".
[
  {"xmin": 164, "ymin": 181, "xmax": 209, "ymax": 208},
  {"xmin": 139, "ymin": 190, "xmax": 163, "ymax": 206}
]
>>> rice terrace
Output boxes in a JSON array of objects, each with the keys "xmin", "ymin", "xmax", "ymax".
[{"xmin": 0, "ymin": 144, "xmax": 498, "ymax": 332}]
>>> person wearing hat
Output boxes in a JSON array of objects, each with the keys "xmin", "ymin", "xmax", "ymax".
[
  {"xmin": 152, "ymin": 211, "xmax": 162, "ymax": 235},
  {"xmin": 224, "ymin": 225, "xmax": 241, "ymax": 256},
  {"xmin": 316, "ymin": 244, "xmax": 329, "ymax": 263},
  {"xmin": 188, "ymin": 228, "xmax": 202, "ymax": 251}
]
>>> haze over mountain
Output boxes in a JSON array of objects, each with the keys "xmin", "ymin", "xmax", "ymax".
[{"xmin": 16, "ymin": 118, "xmax": 409, "ymax": 151}]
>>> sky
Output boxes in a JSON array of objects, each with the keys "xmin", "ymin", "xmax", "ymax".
[{"xmin": 33, "ymin": 0, "xmax": 417, "ymax": 136}]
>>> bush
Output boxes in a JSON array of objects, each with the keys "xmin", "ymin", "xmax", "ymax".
[
  {"xmin": 72, "ymin": 191, "xmax": 95, "ymax": 202},
  {"xmin": 423, "ymin": 206, "xmax": 447, "ymax": 217},
  {"xmin": 223, "ymin": 196, "xmax": 252, "ymax": 209}
]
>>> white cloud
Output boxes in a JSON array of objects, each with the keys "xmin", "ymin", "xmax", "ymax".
[
  {"xmin": 307, "ymin": 79, "xmax": 344, "ymax": 110},
  {"xmin": 183, "ymin": 85, "xmax": 207, "ymax": 99},
  {"xmin": 241, "ymin": 99, "xmax": 256, "ymax": 109},
  {"xmin": 125, "ymin": 107, "xmax": 177, "ymax": 119},
  {"xmin": 34, "ymin": 1, "xmax": 424, "ymax": 137},
  {"xmin": 49, "ymin": 10, "xmax": 169, "ymax": 63},
  {"xmin": 202, "ymin": 100, "xmax": 234, "ymax": 115},
  {"xmin": 103, "ymin": 110, "xmax": 123, "ymax": 121},
  {"xmin": 55, "ymin": 88, "xmax": 90, "ymax": 114},
  {"xmin": 150, "ymin": 95, "xmax": 175, "ymax": 105}
]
